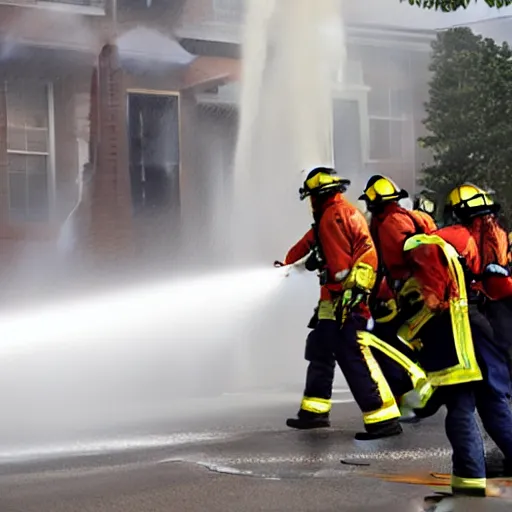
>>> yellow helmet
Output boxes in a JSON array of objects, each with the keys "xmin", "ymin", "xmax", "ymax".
[
  {"xmin": 445, "ymin": 183, "xmax": 499, "ymax": 221},
  {"xmin": 299, "ymin": 167, "xmax": 350, "ymax": 201},
  {"xmin": 358, "ymin": 175, "xmax": 408, "ymax": 210}
]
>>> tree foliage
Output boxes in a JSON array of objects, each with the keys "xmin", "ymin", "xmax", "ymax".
[
  {"xmin": 403, "ymin": 0, "xmax": 512, "ymax": 10},
  {"xmin": 419, "ymin": 28, "xmax": 512, "ymax": 223}
]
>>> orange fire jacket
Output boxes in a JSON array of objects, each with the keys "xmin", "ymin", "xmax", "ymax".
[
  {"xmin": 371, "ymin": 202, "xmax": 437, "ymax": 285},
  {"xmin": 284, "ymin": 193, "xmax": 377, "ymax": 303},
  {"xmin": 468, "ymin": 216, "xmax": 512, "ymax": 300}
]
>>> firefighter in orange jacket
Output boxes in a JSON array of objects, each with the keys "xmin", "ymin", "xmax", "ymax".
[
  {"xmin": 358, "ymin": 176, "xmax": 437, "ymax": 417},
  {"xmin": 413, "ymin": 189, "xmax": 437, "ymax": 223},
  {"xmin": 402, "ymin": 223, "xmax": 512, "ymax": 495},
  {"xmin": 444, "ymin": 184, "xmax": 512, "ymax": 380},
  {"xmin": 359, "ymin": 175, "xmax": 437, "ymax": 288},
  {"xmin": 280, "ymin": 167, "xmax": 403, "ymax": 440}
]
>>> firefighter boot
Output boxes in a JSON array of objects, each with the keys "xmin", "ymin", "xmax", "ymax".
[
  {"xmin": 354, "ymin": 418, "xmax": 403, "ymax": 441},
  {"xmin": 286, "ymin": 410, "xmax": 331, "ymax": 430}
]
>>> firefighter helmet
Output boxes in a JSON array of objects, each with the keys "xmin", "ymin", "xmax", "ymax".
[
  {"xmin": 445, "ymin": 183, "xmax": 499, "ymax": 221},
  {"xmin": 299, "ymin": 167, "xmax": 350, "ymax": 201},
  {"xmin": 358, "ymin": 175, "xmax": 408, "ymax": 210},
  {"xmin": 414, "ymin": 190, "xmax": 436, "ymax": 216}
]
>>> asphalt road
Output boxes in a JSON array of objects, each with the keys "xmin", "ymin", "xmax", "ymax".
[{"xmin": 0, "ymin": 389, "xmax": 511, "ymax": 512}]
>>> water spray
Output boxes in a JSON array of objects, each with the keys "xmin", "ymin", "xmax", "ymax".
[{"xmin": 0, "ymin": 267, "xmax": 289, "ymax": 358}]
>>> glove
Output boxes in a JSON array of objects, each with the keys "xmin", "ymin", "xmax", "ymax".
[
  {"xmin": 336, "ymin": 262, "xmax": 377, "ymax": 293},
  {"xmin": 341, "ymin": 287, "xmax": 367, "ymax": 310},
  {"xmin": 484, "ymin": 263, "xmax": 510, "ymax": 277},
  {"xmin": 274, "ymin": 260, "xmax": 285, "ymax": 268}
]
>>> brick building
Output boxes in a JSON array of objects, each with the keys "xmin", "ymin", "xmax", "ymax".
[{"xmin": 0, "ymin": 0, "xmax": 441, "ymax": 293}]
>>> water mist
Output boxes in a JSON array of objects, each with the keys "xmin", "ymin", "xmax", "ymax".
[
  {"xmin": 227, "ymin": 0, "xmax": 347, "ymax": 394},
  {"xmin": 233, "ymin": 0, "xmax": 346, "ymax": 264}
]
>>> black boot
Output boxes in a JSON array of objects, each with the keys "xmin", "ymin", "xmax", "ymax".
[
  {"xmin": 286, "ymin": 410, "xmax": 330, "ymax": 430},
  {"xmin": 355, "ymin": 418, "xmax": 403, "ymax": 441}
]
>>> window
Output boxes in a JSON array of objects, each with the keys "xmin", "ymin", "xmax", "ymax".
[
  {"xmin": 368, "ymin": 88, "xmax": 410, "ymax": 161},
  {"xmin": 6, "ymin": 81, "xmax": 52, "ymax": 222}
]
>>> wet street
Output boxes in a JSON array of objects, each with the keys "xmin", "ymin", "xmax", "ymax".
[{"xmin": 0, "ymin": 388, "xmax": 510, "ymax": 511}]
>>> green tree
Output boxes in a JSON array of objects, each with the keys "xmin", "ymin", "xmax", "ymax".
[
  {"xmin": 403, "ymin": 0, "xmax": 512, "ymax": 10},
  {"xmin": 419, "ymin": 27, "xmax": 512, "ymax": 223}
]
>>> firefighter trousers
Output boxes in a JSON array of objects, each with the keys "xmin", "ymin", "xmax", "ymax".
[
  {"xmin": 483, "ymin": 297, "xmax": 512, "ymax": 381},
  {"xmin": 472, "ymin": 310, "xmax": 512, "ymax": 463},
  {"xmin": 371, "ymin": 319, "xmax": 418, "ymax": 399},
  {"xmin": 301, "ymin": 317, "xmax": 401, "ymax": 430},
  {"xmin": 301, "ymin": 318, "xmax": 424, "ymax": 415},
  {"xmin": 414, "ymin": 311, "xmax": 512, "ymax": 495}
]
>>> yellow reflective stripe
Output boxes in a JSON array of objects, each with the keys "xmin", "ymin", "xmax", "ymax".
[
  {"xmin": 363, "ymin": 401, "xmax": 401, "ymax": 425},
  {"xmin": 415, "ymin": 379, "xmax": 435, "ymax": 408},
  {"xmin": 375, "ymin": 311, "xmax": 397, "ymax": 324},
  {"xmin": 451, "ymin": 475, "xmax": 486, "ymax": 491},
  {"xmin": 318, "ymin": 299, "xmax": 337, "ymax": 321},
  {"xmin": 301, "ymin": 397, "xmax": 332, "ymax": 414},
  {"xmin": 360, "ymin": 332, "xmax": 428, "ymax": 390},
  {"xmin": 357, "ymin": 333, "xmax": 400, "ymax": 424},
  {"xmin": 402, "ymin": 234, "xmax": 482, "ymax": 387},
  {"xmin": 374, "ymin": 299, "xmax": 398, "ymax": 324},
  {"xmin": 397, "ymin": 304, "xmax": 434, "ymax": 342}
]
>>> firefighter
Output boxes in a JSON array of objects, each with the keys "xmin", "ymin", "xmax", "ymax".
[
  {"xmin": 359, "ymin": 175, "xmax": 437, "ymax": 289},
  {"xmin": 413, "ymin": 189, "xmax": 437, "ymax": 222},
  {"xmin": 444, "ymin": 183, "xmax": 512, "ymax": 380},
  {"xmin": 402, "ymin": 227, "xmax": 512, "ymax": 496},
  {"xmin": 280, "ymin": 167, "xmax": 403, "ymax": 440},
  {"xmin": 359, "ymin": 175, "xmax": 437, "ymax": 417}
]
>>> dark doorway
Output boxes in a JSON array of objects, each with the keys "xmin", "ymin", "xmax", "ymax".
[{"xmin": 127, "ymin": 93, "xmax": 180, "ymax": 223}]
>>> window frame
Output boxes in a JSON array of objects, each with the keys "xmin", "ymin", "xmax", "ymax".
[
  {"xmin": 5, "ymin": 81, "xmax": 56, "ymax": 223},
  {"xmin": 368, "ymin": 115, "xmax": 407, "ymax": 163}
]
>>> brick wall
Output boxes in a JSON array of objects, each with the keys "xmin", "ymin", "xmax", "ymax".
[{"xmin": 84, "ymin": 44, "xmax": 133, "ymax": 268}]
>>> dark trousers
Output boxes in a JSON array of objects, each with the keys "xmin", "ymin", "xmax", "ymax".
[
  {"xmin": 303, "ymin": 318, "xmax": 396, "ymax": 421},
  {"xmin": 472, "ymin": 309, "xmax": 512, "ymax": 462},
  {"xmin": 420, "ymin": 379, "xmax": 512, "ymax": 485},
  {"xmin": 416, "ymin": 311, "xmax": 512, "ymax": 481},
  {"xmin": 371, "ymin": 320, "xmax": 416, "ymax": 398},
  {"xmin": 443, "ymin": 384, "xmax": 486, "ymax": 482},
  {"xmin": 304, "ymin": 319, "xmax": 414, "ymax": 406},
  {"xmin": 483, "ymin": 297, "xmax": 512, "ymax": 380}
]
